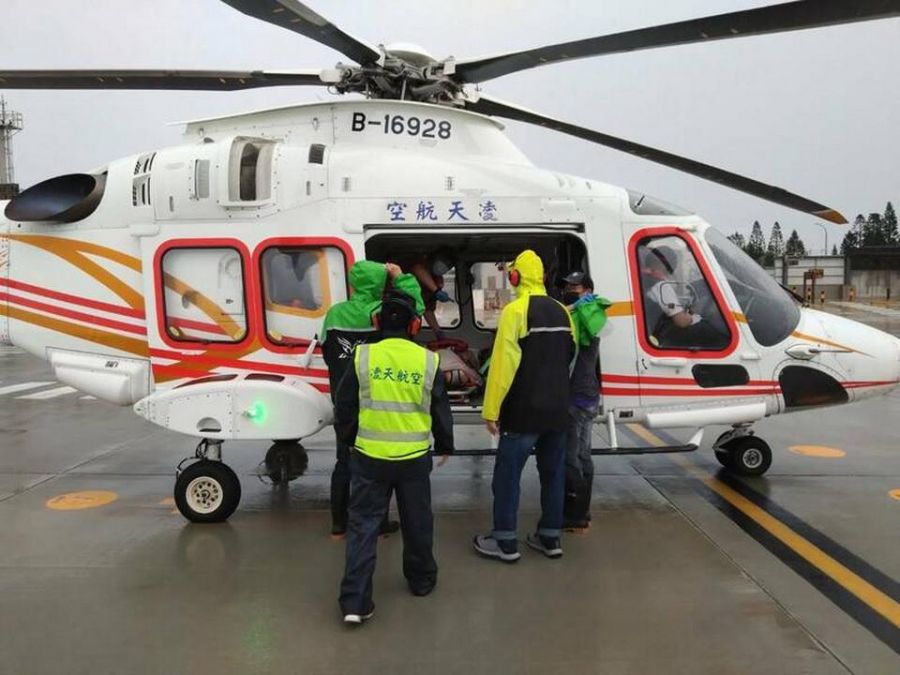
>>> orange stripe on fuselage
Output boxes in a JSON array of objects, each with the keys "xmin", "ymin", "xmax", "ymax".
[
  {"xmin": 5, "ymin": 234, "xmax": 145, "ymax": 310},
  {"xmin": 790, "ymin": 330, "xmax": 865, "ymax": 355},
  {"xmin": 1, "ymin": 304, "xmax": 149, "ymax": 357}
]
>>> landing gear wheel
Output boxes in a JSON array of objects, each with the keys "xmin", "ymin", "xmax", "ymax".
[
  {"xmin": 175, "ymin": 460, "xmax": 241, "ymax": 523},
  {"xmin": 264, "ymin": 441, "xmax": 308, "ymax": 485},
  {"xmin": 714, "ymin": 447, "xmax": 733, "ymax": 468},
  {"xmin": 726, "ymin": 436, "xmax": 772, "ymax": 477}
]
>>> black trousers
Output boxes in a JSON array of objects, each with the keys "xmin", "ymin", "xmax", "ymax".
[
  {"xmin": 330, "ymin": 438, "xmax": 352, "ymax": 530},
  {"xmin": 332, "ymin": 439, "xmax": 395, "ymax": 533},
  {"xmin": 339, "ymin": 451, "xmax": 436, "ymax": 616}
]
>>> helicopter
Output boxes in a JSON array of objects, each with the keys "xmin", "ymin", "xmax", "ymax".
[{"xmin": 2, "ymin": 0, "xmax": 899, "ymax": 522}]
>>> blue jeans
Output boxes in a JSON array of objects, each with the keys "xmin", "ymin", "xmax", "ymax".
[{"xmin": 492, "ymin": 430, "xmax": 567, "ymax": 540}]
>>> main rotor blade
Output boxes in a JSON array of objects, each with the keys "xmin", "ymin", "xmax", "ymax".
[
  {"xmin": 0, "ymin": 69, "xmax": 326, "ymax": 90},
  {"xmin": 466, "ymin": 95, "xmax": 846, "ymax": 224},
  {"xmin": 220, "ymin": 0, "xmax": 382, "ymax": 66},
  {"xmin": 454, "ymin": 0, "xmax": 900, "ymax": 83}
]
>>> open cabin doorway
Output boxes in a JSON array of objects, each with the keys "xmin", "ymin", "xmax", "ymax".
[{"xmin": 364, "ymin": 226, "xmax": 591, "ymax": 420}]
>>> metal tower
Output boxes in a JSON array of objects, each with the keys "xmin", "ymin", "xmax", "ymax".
[{"xmin": 0, "ymin": 96, "xmax": 24, "ymax": 199}]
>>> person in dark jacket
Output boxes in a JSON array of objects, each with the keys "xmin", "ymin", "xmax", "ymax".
[
  {"xmin": 473, "ymin": 250, "xmax": 576, "ymax": 563},
  {"xmin": 321, "ymin": 261, "xmax": 423, "ymax": 537},
  {"xmin": 560, "ymin": 271, "xmax": 611, "ymax": 530},
  {"xmin": 335, "ymin": 291, "xmax": 455, "ymax": 625}
]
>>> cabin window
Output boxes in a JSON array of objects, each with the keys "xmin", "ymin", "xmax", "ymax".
[
  {"xmin": 471, "ymin": 261, "xmax": 515, "ymax": 329},
  {"xmin": 260, "ymin": 245, "xmax": 348, "ymax": 345},
  {"xmin": 635, "ymin": 235, "xmax": 731, "ymax": 351},
  {"xmin": 161, "ymin": 247, "xmax": 247, "ymax": 343},
  {"xmin": 228, "ymin": 138, "xmax": 274, "ymax": 202},
  {"xmin": 705, "ymin": 227, "xmax": 800, "ymax": 347}
]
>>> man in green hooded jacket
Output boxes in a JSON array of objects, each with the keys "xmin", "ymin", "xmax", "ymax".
[
  {"xmin": 321, "ymin": 260, "xmax": 424, "ymax": 536},
  {"xmin": 560, "ymin": 271, "xmax": 611, "ymax": 530}
]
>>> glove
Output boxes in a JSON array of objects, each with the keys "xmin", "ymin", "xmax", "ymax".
[
  {"xmin": 434, "ymin": 289, "xmax": 451, "ymax": 303},
  {"xmin": 574, "ymin": 293, "xmax": 597, "ymax": 308}
]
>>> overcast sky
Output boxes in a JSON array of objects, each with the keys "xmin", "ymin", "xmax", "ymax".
[{"xmin": 2, "ymin": 0, "xmax": 898, "ymax": 252}]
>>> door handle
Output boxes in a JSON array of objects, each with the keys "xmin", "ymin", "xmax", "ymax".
[{"xmin": 648, "ymin": 357, "xmax": 688, "ymax": 368}]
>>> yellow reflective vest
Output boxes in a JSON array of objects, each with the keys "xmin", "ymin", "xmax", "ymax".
[{"xmin": 353, "ymin": 338, "xmax": 440, "ymax": 461}]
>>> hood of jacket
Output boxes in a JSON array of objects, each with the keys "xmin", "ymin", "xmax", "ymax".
[
  {"xmin": 509, "ymin": 249, "xmax": 546, "ymax": 299},
  {"xmin": 349, "ymin": 261, "xmax": 388, "ymax": 305}
]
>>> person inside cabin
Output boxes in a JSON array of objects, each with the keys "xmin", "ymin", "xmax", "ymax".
[{"xmin": 396, "ymin": 250, "xmax": 455, "ymax": 340}]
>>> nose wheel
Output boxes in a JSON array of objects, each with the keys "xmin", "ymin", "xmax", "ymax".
[
  {"xmin": 174, "ymin": 440, "xmax": 241, "ymax": 523},
  {"xmin": 714, "ymin": 432, "xmax": 772, "ymax": 477}
]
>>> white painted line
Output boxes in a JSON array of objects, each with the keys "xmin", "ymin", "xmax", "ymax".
[
  {"xmin": 80, "ymin": 395, "xmax": 96, "ymax": 400},
  {"xmin": 0, "ymin": 381, "xmax": 55, "ymax": 396},
  {"xmin": 17, "ymin": 386, "xmax": 78, "ymax": 400}
]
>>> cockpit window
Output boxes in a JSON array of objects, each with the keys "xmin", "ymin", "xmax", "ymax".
[
  {"xmin": 636, "ymin": 235, "xmax": 731, "ymax": 351},
  {"xmin": 705, "ymin": 227, "xmax": 800, "ymax": 347}
]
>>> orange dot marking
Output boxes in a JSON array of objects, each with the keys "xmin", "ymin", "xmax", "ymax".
[
  {"xmin": 45, "ymin": 490, "xmax": 118, "ymax": 510},
  {"xmin": 789, "ymin": 445, "xmax": 846, "ymax": 458},
  {"xmin": 889, "ymin": 489, "xmax": 900, "ymax": 501}
]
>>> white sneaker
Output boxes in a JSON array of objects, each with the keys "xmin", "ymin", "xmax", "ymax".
[{"xmin": 343, "ymin": 610, "xmax": 374, "ymax": 625}]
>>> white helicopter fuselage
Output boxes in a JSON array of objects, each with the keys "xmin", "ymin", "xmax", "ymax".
[{"xmin": 1, "ymin": 99, "xmax": 898, "ymax": 447}]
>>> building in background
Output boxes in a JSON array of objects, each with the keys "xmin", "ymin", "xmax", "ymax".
[
  {"xmin": 845, "ymin": 246, "xmax": 900, "ymax": 302},
  {"xmin": 0, "ymin": 96, "xmax": 23, "ymax": 200}
]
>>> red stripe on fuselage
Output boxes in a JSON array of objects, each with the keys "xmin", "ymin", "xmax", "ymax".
[
  {"xmin": 1, "ymin": 291, "xmax": 147, "ymax": 336},
  {"xmin": 0, "ymin": 278, "xmax": 144, "ymax": 319},
  {"xmin": 149, "ymin": 348, "xmax": 329, "ymax": 379}
]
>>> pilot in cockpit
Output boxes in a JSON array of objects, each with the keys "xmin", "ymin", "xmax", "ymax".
[{"xmin": 640, "ymin": 244, "xmax": 725, "ymax": 349}]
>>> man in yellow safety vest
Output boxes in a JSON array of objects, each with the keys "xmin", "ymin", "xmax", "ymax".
[{"xmin": 333, "ymin": 290, "xmax": 455, "ymax": 625}]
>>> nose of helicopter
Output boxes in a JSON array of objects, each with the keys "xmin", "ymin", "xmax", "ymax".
[{"xmin": 800, "ymin": 308, "xmax": 900, "ymax": 400}]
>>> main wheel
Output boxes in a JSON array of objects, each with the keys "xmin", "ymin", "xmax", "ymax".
[
  {"xmin": 264, "ymin": 441, "xmax": 308, "ymax": 485},
  {"xmin": 726, "ymin": 436, "xmax": 772, "ymax": 477},
  {"xmin": 175, "ymin": 460, "xmax": 241, "ymax": 523}
]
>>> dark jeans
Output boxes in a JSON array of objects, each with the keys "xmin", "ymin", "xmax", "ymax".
[
  {"xmin": 565, "ymin": 404, "xmax": 599, "ymax": 522},
  {"xmin": 492, "ymin": 429, "xmax": 566, "ymax": 541},
  {"xmin": 339, "ymin": 451, "xmax": 436, "ymax": 616}
]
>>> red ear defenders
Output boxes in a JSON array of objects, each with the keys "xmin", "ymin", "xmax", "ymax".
[
  {"xmin": 372, "ymin": 295, "xmax": 422, "ymax": 336},
  {"xmin": 507, "ymin": 268, "xmax": 521, "ymax": 287}
]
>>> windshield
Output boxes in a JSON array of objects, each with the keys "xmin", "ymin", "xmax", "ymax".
[{"xmin": 705, "ymin": 227, "xmax": 800, "ymax": 347}]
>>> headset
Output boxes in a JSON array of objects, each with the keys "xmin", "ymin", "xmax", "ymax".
[
  {"xmin": 507, "ymin": 267, "xmax": 521, "ymax": 287},
  {"xmin": 372, "ymin": 293, "xmax": 422, "ymax": 337}
]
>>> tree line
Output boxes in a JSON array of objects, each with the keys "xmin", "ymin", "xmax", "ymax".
[{"xmin": 726, "ymin": 201, "xmax": 897, "ymax": 266}]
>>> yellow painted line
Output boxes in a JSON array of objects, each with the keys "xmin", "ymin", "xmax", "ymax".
[
  {"xmin": 627, "ymin": 423, "xmax": 663, "ymax": 447},
  {"xmin": 46, "ymin": 490, "xmax": 118, "ymax": 511},
  {"xmin": 889, "ymin": 489, "xmax": 900, "ymax": 501},
  {"xmin": 159, "ymin": 497, "xmax": 175, "ymax": 506},
  {"xmin": 789, "ymin": 445, "xmax": 846, "ymax": 458},
  {"xmin": 629, "ymin": 424, "xmax": 900, "ymax": 629}
]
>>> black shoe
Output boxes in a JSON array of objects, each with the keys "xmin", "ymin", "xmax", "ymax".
[
  {"xmin": 563, "ymin": 518, "xmax": 590, "ymax": 532},
  {"xmin": 472, "ymin": 535, "xmax": 521, "ymax": 563},
  {"xmin": 526, "ymin": 533, "xmax": 563, "ymax": 558},
  {"xmin": 409, "ymin": 582, "xmax": 436, "ymax": 597},
  {"xmin": 379, "ymin": 519, "xmax": 400, "ymax": 536},
  {"xmin": 331, "ymin": 523, "xmax": 347, "ymax": 539}
]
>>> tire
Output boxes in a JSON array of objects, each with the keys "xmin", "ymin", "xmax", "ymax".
[
  {"xmin": 714, "ymin": 447, "xmax": 732, "ymax": 468},
  {"xmin": 175, "ymin": 460, "xmax": 241, "ymax": 523},
  {"xmin": 727, "ymin": 436, "xmax": 772, "ymax": 477}
]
